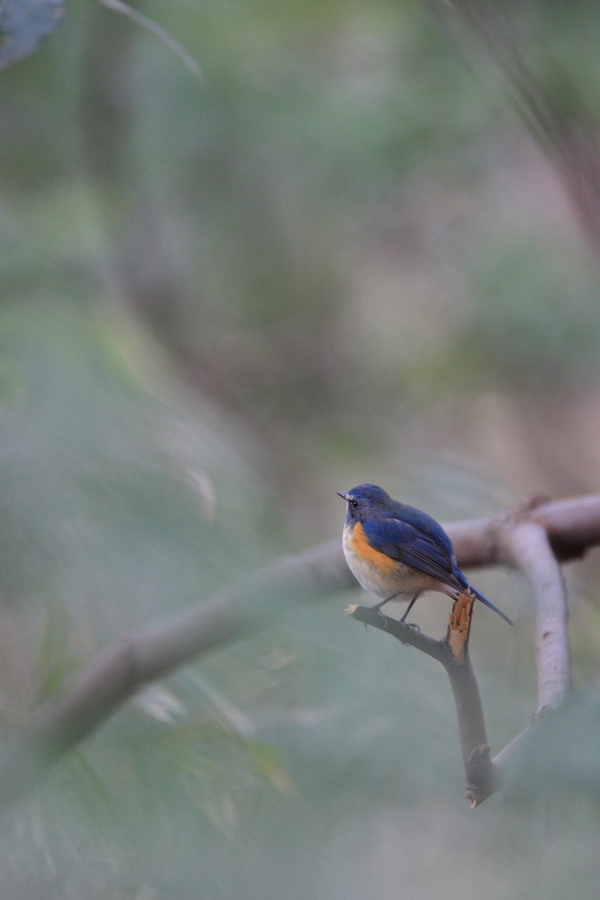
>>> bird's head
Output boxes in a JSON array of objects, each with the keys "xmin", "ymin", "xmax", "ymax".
[{"xmin": 337, "ymin": 483, "xmax": 392, "ymax": 521}]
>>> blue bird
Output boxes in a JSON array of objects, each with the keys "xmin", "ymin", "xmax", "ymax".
[{"xmin": 338, "ymin": 484, "xmax": 512, "ymax": 625}]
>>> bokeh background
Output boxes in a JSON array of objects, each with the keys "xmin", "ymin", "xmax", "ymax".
[{"xmin": 2, "ymin": 0, "xmax": 600, "ymax": 897}]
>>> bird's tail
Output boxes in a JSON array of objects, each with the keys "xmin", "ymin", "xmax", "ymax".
[{"xmin": 468, "ymin": 585, "xmax": 513, "ymax": 626}]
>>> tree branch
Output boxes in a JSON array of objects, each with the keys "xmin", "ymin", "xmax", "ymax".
[
  {"xmin": 0, "ymin": 541, "xmax": 355, "ymax": 808},
  {"xmin": 444, "ymin": 494, "xmax": 600, "ymax": 567},
  {"xmin": 0, "ymin": 493, "xmax": 598, "ymax": 810},
  {"xmin": 498, "ymin": 520, "xmax": 571, "ymax": 711}
]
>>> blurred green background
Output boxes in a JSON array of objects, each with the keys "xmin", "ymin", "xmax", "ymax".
[{"xmin": 2, "ymin": 0, "xmax": 600, "ymax": 897}]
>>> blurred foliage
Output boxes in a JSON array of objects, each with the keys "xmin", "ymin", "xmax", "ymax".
[
  {"xmin": 463, "ymin": 238, "xmax": 600, "ymax": 388},
  {"xmin": 0, "ymin": 0, "xmax": 65, "ymax": 71},
  {"xmin": 0, "ymin": 0, "xmax": 599, "ymax": 898}
]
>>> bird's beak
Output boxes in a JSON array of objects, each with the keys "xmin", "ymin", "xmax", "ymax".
[{"xmin": 337, "ymin": 492, "xmax": 348, "ymax": 501}]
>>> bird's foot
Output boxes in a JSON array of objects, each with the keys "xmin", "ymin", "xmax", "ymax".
[
  {"xmin": 372, "ymin": 607, "xmax": 389, "ymax": 630},
  {"xmin": 399, "ymin": 621, "xmax": 419, "ymax": 645}
]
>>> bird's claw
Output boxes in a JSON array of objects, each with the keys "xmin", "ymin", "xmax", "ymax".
[
  {"xmin": 399, "ymin": 620, "xmax": 419, "ymax": 645},
  {"xmin": 373, "ymin": 607, "xmax": 389, "ymax": 629}
]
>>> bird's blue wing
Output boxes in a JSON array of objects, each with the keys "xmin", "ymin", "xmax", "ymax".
[
  {"xmin": 389, "ymin": 504, "xmax": 454, "ymax": 556},
  {"xmin": 362, "ymin": 511, "xmax": 513, "ymax": 624},
  {"xmin": 362, "ymin": 516, "xmax": 460, "ymax": 588}
]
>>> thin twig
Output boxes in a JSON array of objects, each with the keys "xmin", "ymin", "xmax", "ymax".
[
  {"xmin": 99, "ymin": 0, "xmax": 204, "ymax": 84},
  {"xmin": 348, "ymin": 595, "xmax": 497, "ymax": 806},
  {"xmin": 491, "ymin": 724, "xmax": 533, "ymax": 783},
  {"xmin": 345, "ymin": 603, "xmax": 446, "ymax": 660}
]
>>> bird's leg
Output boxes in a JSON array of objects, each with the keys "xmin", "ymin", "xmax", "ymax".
[
  {"xmin": 400, "ymin": 593, "xmax": 421, "ymax": 623},
  {"xmin": 372, "ymin": 593, "xmax": 400, "ymax": 614}
]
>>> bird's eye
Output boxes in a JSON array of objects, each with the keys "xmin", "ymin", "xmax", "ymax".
[{"xmin": 350, "ymin": 499, "xmax": 359, "ymax": 509}]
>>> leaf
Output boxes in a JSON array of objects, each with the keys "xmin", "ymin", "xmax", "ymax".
[{"xmin": 0, "ymin": 0, "xmax": 65, "ymax": 71}]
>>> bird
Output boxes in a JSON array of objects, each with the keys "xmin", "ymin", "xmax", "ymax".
[{"xmin": 338, "ymin": 483, "xmax": 512, "ymax": 625}]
